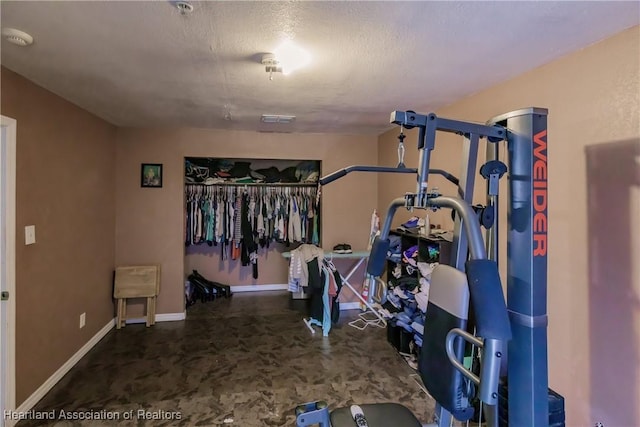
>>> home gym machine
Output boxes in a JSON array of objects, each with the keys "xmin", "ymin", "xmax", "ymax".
[{"xmin": 295, "ymin": 108, "xmax": 564, "ymax": 426}]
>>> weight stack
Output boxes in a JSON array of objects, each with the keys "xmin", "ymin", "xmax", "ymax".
[{"xmin": 498, "ymin": 384, "xmax": 565, "ymax": 427}]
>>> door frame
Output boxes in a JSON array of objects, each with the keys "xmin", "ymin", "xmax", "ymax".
[{"xmin": 1, "ymin": 115, "xmax": 17, "ymax": 422}]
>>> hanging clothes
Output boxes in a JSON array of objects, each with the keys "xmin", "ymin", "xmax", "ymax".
[
  {"xmin": 288, "ymin": 195, "xmax": 302, "ymax": 243},
  {"xmin": 287, "ymin": 243, "xmax": 324, "ymax": 292},
  {"xmin": 305, "ymin": 258, "xmax": 344, "ymax": 336},
  {"xmin": 285, "ymin": 245, "xmax": 344, "ymax": 336},
  {"xmin": 185, "ymin": 184, "xmax": 321, "ymax": 279},
  {"xmin": 240, "ymin": 192, "xmax": 259, "ymax": 278}
]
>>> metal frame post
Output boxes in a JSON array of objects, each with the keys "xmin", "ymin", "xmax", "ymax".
[
  {"xmin": 450, "ymin": 133, "xmax": 479, "ymax": 270},
  {"xmin": 416, "ymin": 125, "xmax": 433, "ymax": 205},
  {"xmin": 488, "ymin": 108, "xmax": 549, "ymax": 426},
  {"xmin": 485, "ymin": 142, "xmax": 500, "ymax": 263}
]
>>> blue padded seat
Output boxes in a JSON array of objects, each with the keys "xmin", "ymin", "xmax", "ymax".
[{"xmin": 330, "ymin": 403, "xmax": 421, "ymax": 427}]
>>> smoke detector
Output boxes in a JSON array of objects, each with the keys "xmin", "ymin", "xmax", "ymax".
[
  {"xmin": 175, "ymin": 1, "xmax": 194, "ymax": 15},
  {"xmin": 2, "ymin": 28, "xmax": 33, "ymax": 46}
]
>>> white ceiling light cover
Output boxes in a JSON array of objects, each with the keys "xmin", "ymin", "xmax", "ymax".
[{"xmin": 273, "ymin": 40, "xmax": 311, "ymax": 75}]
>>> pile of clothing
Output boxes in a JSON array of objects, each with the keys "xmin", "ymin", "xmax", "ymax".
[
  {"xmin": 398, "ymin": 216, "xmax": 428, "ymax": 234},
  {"xmin": 387, "ymin": 235, "xmax": 402, "ymax": 262},
  {"xmin": 382, "ymin": 261, "xmax": 436, "ymax": 368},
  {"xmin": 385, "ymin": 262, "xmax": 434, "ymax": 314},
  {"xmin": 185, "ymin": 158, "xmax": 320, "ymax": 185}
]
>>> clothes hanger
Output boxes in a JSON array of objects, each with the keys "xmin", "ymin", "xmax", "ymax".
[{"xmin": 324, "ymin": 256, "xmax": 337, "ymax": 272}]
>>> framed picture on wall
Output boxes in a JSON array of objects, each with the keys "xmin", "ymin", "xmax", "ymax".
[{"xmin": 141, "ymin": 163, "xmax": 163, "ymax": 188}]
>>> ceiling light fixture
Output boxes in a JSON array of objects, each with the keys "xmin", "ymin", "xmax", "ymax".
[
  {"xmin": 2, "ymin": 28, "xmax": 33, "ymax": 46},
  {"xmin": 260, "ymin": 40, "xmax": 311, "ymax": 80},
  {"xmin": 273, "ymin": 40, "xmax": 311, "ymax": 76},
  {"xmin": 261, "ymin": 53, "xmax": 282, "ymax": 81}
]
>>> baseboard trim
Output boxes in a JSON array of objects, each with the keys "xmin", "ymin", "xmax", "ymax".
[
  {"xmin": 339, "ymin": 302, "xmax": 362, "ymax": 310},
  {"xmin": 125, "ymin": 312, "xmax": 186, "ymax": 324},
  {"xmin": 15, "ymin": 318, "xmax": 115, "ymax": 415},
  {"xmin": 230, "ymin": 284, "xmax": 288, "ymax": 292}
]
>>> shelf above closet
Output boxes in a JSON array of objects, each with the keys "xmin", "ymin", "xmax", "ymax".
[
  {"xmin": 186, "ymin": 182, "xmax": 318, "ymax": 187},
  {"xmin": 185, "ymin": 157, "xmax": 320, "ymax": 186}
]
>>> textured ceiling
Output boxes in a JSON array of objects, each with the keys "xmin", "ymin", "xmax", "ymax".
[{"xmin": 1, "ymin": 1, "xmax": 638, "ymax": 134}]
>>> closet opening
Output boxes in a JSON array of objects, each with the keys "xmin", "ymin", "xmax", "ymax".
[{"xmin": 183, "ymin": 157, "xmax": 322, "ymax": 310}]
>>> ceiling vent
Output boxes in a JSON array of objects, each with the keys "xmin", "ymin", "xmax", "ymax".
[{"xmin": 260, "ymin": 114, "xmax": 296, "ymax": 124}]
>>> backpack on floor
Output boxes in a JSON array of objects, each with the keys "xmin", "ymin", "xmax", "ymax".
[{"xmin": 191, "ymin": 270, "xmax": 233, "ymax": 298}]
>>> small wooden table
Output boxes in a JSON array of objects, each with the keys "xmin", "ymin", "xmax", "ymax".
[{"xmin": 114, "ymin": 265, "xmax": 160, "ymax": 329}]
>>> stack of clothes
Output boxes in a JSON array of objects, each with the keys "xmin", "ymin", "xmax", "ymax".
[
  {"xmin": 382, "ymin": 260, "xmax": 437, "ymax": 369},
  {"xmin": 185, "ymin": 158, "xmax": 321, "ymax": 185},
  {"xmin": 386, "ymin": 234, "xmax": 402, "ymax": 262}
]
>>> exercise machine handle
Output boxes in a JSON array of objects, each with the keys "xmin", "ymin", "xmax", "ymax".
[
  {"xmin": 319, "ymin": 166, "xmax": 460, "ymax": 187},
  {"xmin": 319, "ymin": 165, "xmax": 417, "ymax": 186},
  {"xmin": 445, "ymin": 328, "xmax": 482, "ymax": 386},
  {"xmin": 446, "ymin": 329, "xmax": 503, "ymax": 407}
]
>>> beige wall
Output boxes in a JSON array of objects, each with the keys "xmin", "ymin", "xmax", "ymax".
[
  {"xmin": 378, "ymin": 26, "xmax": 640, "ymax": 426},
  {"xmin": 115, "ymin": 128, "xmax": 378, "ymax": 314},
  {"xmin": 1, "ymin": 67, "xmax": 117, "ymax": 405}
]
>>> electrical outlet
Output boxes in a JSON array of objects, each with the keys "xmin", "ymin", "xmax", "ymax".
[{"xmin": 79, "ymin": 312, "xmax": 86, "ymax": 329}]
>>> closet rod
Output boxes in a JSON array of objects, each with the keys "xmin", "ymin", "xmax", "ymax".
[{"xmin": 185, "ymin": 182, "xmax": 318, "ymax": 187}]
